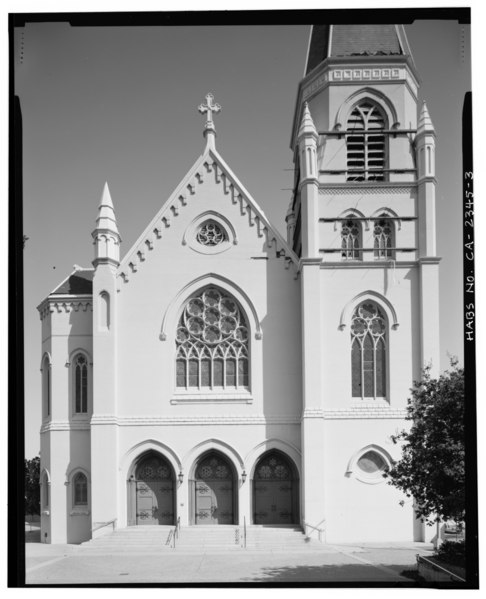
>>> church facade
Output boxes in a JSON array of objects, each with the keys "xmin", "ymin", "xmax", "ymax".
[{"xmin": 37, "ymin": 24, "xmax": 440, "ymax": 545}]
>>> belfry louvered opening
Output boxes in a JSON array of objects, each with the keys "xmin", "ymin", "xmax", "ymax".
[{"xmin": 346, "ymin": 102, "xmax": 386, "ymax": 181}]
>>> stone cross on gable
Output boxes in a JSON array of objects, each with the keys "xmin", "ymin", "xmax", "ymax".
[{"xmin": 198, "ymin": 93, "xmax": 221, "ymax": 131}]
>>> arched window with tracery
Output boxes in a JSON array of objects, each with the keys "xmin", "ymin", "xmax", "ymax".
[
  {"xmin": 373, "ymin": 217, "xmax": 394, "ymax": 259},
  {"xmin": 346, "ymin": 101, "xmax": 386, "ymax": 181},
  {"xmin": 351, "ymin": 301, "xmax": 387, "ymax": 399},
  {"xmin": 176, "ymin": 287, "xmax": 249, "ymax": 390},
  {"xmin": 73, "ymin": 472, "xmax": 88, "ymax": 506},
  {"xmin": 341, "ymin": 219, "xmax": 361, "ymax": 260},
  {"xmin": 73, "ymin": 353, "xmax": 88, "ymax": 413}
]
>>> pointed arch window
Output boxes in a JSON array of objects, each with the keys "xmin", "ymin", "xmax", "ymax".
[
  {"xmin": 42, "ymin": 471, "xmax": 50, "ymax": 509},
  {"xmin": 73, "ymin": 354, "xmax": 88, "ymax": 413},
  {"xmin": 42, "ymin": 355, "xmax": 51, "ymax": 418},
  {"xmin": 351, "ymin": 302, "xmax": 387, "ymax": 399},
  {"xmin": 73, "ymin": 472, "xmax": 88, "ymax": 506},
  {"xmin": 176, "ymin": 287, "xmax": 249, "ymax": 390},
  {"xmin": 373, "ymin": 217, "xmax": 394, "ymax": 259},
  {"xmin": 346, "ymin": 101, "xmax": 386, "ymax": 181},
  {"xmin": 341, "ymin": 219, "xmax": 361, "ymax": 260}
]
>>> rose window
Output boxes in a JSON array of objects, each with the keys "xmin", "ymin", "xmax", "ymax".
[
  {"xmin": 196, "ymin": 221, "xmax": 227, "ymax": 246},
  {"xmin": 176, "ymin": 287, "xmax": 249, "ymax": 390}
]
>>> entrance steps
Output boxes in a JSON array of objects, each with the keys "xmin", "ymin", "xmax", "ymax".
[
  {"xmin": 244, "ymin": 525, "xmax": 323, "ymax": 551},
  {"xmin": 82, "ymin": 526, "xmax": 174, "ymax": 552},
  {"xmin": 81, "ymin": 524, "xmax": 325, "ymax": 553}
]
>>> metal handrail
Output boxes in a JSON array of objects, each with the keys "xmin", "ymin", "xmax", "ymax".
[
  {"xmin": 172, "ymin": 516, "xmax": 180, "ymax": 548},
  {"xmin": 165, "ymin": 529, "xmax": 173, "ymax": 546},
  {"xmin": 92, "ymin": 518, "xmax": 117, "ymax": 533},
  {"xmin": 416, "ymin": 554, "xmax": 465, "ymax": 583},
  {"xmin": 303, "ymin": 520, "xmax": 325, "ymax": 542}
]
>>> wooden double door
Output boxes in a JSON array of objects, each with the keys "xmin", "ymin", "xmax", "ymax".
[
  {"xmin": 253, "ymin": 452, "xmax": 297, "ymax": 525},
  {"xmin": 134, "ymin": 454, "xmax": 175, "ymax": 525},
  {"xmin": 194, "ymin": 454, "xmax": 235, "ymax": 525}
]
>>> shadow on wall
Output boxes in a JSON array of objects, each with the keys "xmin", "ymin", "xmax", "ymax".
[{"xmin": 240, "ymin": 563, "xmax": 419, "ymax": 584}]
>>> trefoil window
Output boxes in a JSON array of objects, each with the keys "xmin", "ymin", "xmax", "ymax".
[
  {"xmin": 176, "ymin": 287, "xmax": 249, "ymax": 390},
  {"xmin": 351, "ymin": 302, "xmax": 387, "ymax": 399}
]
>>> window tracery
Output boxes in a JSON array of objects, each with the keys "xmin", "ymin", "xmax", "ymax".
[
  {"xmin": 255, "ymin": 453, "xmax": 292, "ymax": 480},
  {"xmin": 341, "ymin": 219, "xmax": 361, "ymax": 260},
  {"xmin": 176, "ymin": 287, "xmax": 249, "ymax": 390},
  {"xmin": 196, "ymin": 221, "xmax": 227, "ymax": 246},
  {"xmin": 346, "ymin": 101, "xmax": 386, "ymax": 181},
  {"xmin": 373, "ymin": 218, "xmax": 393, "ymax": 259},
  {"xmin": 73, "ymin": 354, "xmax": 88, "ymax": 414},
  {"xmin": 351, "ymin": 301, "xmax": 387, "ymax": 399}
]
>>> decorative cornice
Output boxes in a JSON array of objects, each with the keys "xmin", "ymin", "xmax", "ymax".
[
  {"xmin": 85, "ymin": 414, "xmax": 301, "ymax": 426},
  {"xmin": 40, "ymin": 420, "xmax": 91, "ymax": 432},
  {"xmin": 117, "ymin": 149, "xmax": 300, "ymax": 287},
  {"xmin": 38, "ymin": 297, "xmax": 93, "ymax": 321},
  {"xmin": 322, "ymin": 408, "xmax": 407, "ymax": 419}
]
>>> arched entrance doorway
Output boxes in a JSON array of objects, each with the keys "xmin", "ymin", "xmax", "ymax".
[
  {"xmin": 193, "ymin": 452, "xmax": 236, "ymax": 525},
  {"xmin": 253, "ymin": 451, "xmax": 299, "ymax": 525},
  {"xmin": 127, "ymin": 452, "xmax": 175, "ymax": 526}
]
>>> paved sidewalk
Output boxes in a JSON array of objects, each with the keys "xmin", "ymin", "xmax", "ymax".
[{"xmin": 25, "ymin": 541, "xmax": 434, "ymax": 585}]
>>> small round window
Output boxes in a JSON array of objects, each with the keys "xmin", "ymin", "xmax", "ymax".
[
  {"xmin": 357, "ymin": 451, "xmax": 387, "ymax": 474},
  {"xmin": 196, "ymin": 221, "xmax": 227, "ymax": 246}
]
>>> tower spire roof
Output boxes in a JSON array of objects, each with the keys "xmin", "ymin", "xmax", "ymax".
[
  {"xmin": 305, "ymin": 24, "xmax": 415, "ymax": 75},
  {"xmin": 95, "ymin": 181, "xmax": 119, "ymax": 235}
]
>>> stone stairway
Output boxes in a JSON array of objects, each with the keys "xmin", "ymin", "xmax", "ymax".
[
  {"xmin": 244, "ymin": 525, "xmax": 324, "ymax": 551},
  {"xmin": 81, "ymin": 524, "xmax": 325, "ymax": 553},
  {"xmin": 82, "ymin": 525, "xmax": 175, "ymax": 552}
]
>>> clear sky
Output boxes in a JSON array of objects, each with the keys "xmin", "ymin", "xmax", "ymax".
[{"xmin": 14, "ymin": 14, "xmax": 471, "ymax": 458}]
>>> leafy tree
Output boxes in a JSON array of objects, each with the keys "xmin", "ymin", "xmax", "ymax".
[
  {"xmin": 384, "ymin": 361, "xmax": 465, "ymax": 525},
  {"xmin": 25, "ymin": 456, "xmax": 40, "ymax": 516}
]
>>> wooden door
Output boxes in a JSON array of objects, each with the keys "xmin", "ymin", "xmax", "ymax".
[
  {"xmin": 195, "ymin": 480, "xmax": 234, "ymax": 524},
  {"xmin": 135, "ymin": 454, "xmax": 174, "ymax": 525},
  {"xmin": 254, "ymin": 480, "xmax": 292, "ymax": 524},
  {"xmin": 136, "ymin": 481, "xmax": 174, "ymax": 525},
  {"xmin": 195, "ymin": 454, "xmax": 235, "ymax": 525},
  {"xmin": 253, "ymin": 452, "xmax": 295, "ymax": 525}
]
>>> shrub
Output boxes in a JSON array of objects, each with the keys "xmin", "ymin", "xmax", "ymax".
[{"xmin": 436, "ymin": 540, "xmax": 466, "ymax": 568}]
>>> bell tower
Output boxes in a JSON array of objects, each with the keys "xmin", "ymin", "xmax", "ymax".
[{"xmin": 291, "ymin": 24, "xmax": 440, "ymax": 541}]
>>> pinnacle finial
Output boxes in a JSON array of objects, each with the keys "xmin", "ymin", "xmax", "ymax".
[
  {"xmin": 95, "ymin": 181, "xmax": 119, "ymax": 235},
  {"xmin": 418, "ymin": 101, "xmax": 434, "ymax": 132},
  {"xmin": 298, "ymin": 102, "xmax": 318, "ymax": 140}
]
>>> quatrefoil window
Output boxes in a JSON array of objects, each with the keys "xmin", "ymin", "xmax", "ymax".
[{"xmin": 196, "ymin": 221, "xmax": 227, "ymax": 246}]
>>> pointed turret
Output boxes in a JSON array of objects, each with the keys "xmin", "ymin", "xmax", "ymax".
[
  {"xmin": 92, "ymin": 182, "xmax": 121, "ymax": 267},
  {"xmin": 297, "ymin": 103, "xmax": 319, "ymax": 258},
  {"xmin": 298, "ymin": 103, "xmax": 318, "ymax": 183},
  {"xmin": 417, "ymin": 101, "xmax": 435, "ymax": 133}
]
